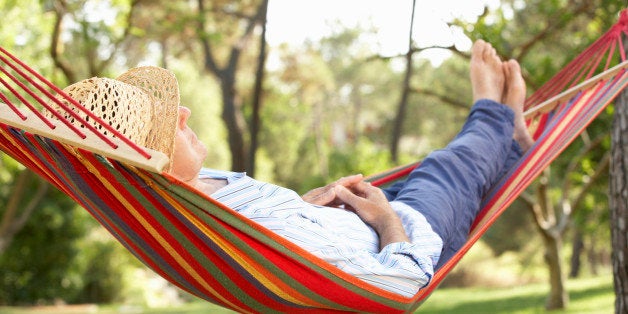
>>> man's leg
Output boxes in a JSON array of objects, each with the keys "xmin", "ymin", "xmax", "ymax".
[
  {"xmin": 382, "ymin": 41, "xmax": 532, "ymax": 269},
  {"xmin": 385, "ymin": 100, "xmax": 516, "ymax": 268}
]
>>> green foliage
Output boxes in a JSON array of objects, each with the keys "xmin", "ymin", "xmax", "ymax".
[
  {"xmin": 0, "ymin": 187, "xmax": 87, "ymax": 304},
  {"xmin": 482, "ymin": 199, "xmax": 537, "ymax": 256},
  {"xmin": 399, "ymin": 57, "xmax": 474, "ymax": 157},
  {"xmin": 260, "ymin": 25, "xmax": 404, "ymax": 189},
  {"xmin": 71, "ymin": 235, "xmax": 135, "ymax": 304},
  {"xmin": 296, "ymin": 139, "xmax": 394, "ymax": 194},
  {"xmin": 0, "ymin": 0, "xmax": 55, "ymax": 80},
  {"xmin": 0, "ymin": 176, "xmax": 130, "ymax": 305}
]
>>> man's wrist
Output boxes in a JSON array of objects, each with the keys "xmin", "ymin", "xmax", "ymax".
[{"xmin": 375, "ymin": 213, "xmax": 410, "ymax": 249}]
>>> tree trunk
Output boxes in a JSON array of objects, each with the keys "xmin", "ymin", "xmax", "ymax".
[
  {"xmin": 529, "ymin": 171, "xmax": 569, "ymax": 310},
  {"xmin": 569, "ymin": 229, "xmax": 583, "ymax": 278},
  {"xmin": 586, "ymin": 235, "xmax": 600, "ymax": 276},
  {"xmin": 542, "ymin": 231, "xmax": 569, "ymax": 310},
  {"xmin": 220, "ymin": 76, "xmax": 248, "ymax": 172},
  {"xmin": 197, "ymin": 0, "xmax": 267, "ymax": 171},
  {"xmin": 610, "ymin": 84, "xmax": 628, "ymax": 314},
  {"xmin": 248, "ymin": 0, "xmax": 269, "ymax": 176},
  {"xmin": 390, "ymin": 0, "xmax": 416, "ymax": 163}
]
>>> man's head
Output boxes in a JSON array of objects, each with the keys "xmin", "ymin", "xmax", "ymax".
[
  {"xmin": 54, "ymin": 66, "xmax": 183, "ymax": 173},
  {"xmin": 170, "ymin": 106, "xmax": 208, "ymax": 182}
]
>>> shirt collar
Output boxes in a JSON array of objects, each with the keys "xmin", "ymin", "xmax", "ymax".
[{"xmin": 198, "ymin": 168, "xmax": 245, "ymax": 184}]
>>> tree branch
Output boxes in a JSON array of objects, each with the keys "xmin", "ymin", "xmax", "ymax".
[
  {"xmin": 0, "ymin": 171, "xmax": 29, "ymax": 237},
  {"xmin": 560, "ymin": 131, "xmax": 608, "ymax": 207},
  {"xmin": 197, "ymin": 0, "xmax": 223, "ymax": 76},
  {"xmin": 571, "ymin": 151, "xmax": 610, "ymax": 214},
  {"xmin": 412, "ymin": 87, "xmax": 470, "ymax": 110},
  {"xmin": 515, "ymin": 0, "xmax": 594, "ymax": 61},
  {"xmin": 96, "ymin": 0, "xmax": 140, "ymax": 74},
  {"xmin": 227, "ymin": 0, "xmax": 267, "ymax": 72},
  {"xmin": 49, "ymin": 0, "xmax": 77, "ymax": 84},
  {"xmin": 0, "ymin": 171, "xmax": 49, "ymax": 254}
]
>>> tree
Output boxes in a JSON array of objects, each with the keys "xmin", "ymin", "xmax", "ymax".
[
  {"xmin": 49, "ymin": 0, "xmax": 139, "ymax": 81},
  {"xmin": 0, "ymin": 0, "xmax": 56, "ymax": 257},
  {"xmin": 610, "ymin": 42, "xmax": 628, "ymax": 314},
  {"xmin": 196, "ymin": 0, "xmax": 268, "ymax": 171},
  {"xmin": 247, "ymin": 0, "xmax": 269, "ymax": 177},
  {"xmin": 389, "ymin": 0, "xmax": 416, "ymax": 163}
]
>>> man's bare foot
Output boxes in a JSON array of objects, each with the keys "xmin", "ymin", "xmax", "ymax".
[
  {"xmin": 503, "ymin": 59, "xmax": 534, "ymax": 152},
  {"xmin": 471, "ymin": 40, "xmax": 505, "ymax": 103}
]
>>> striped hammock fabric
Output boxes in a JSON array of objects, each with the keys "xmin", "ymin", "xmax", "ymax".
[{"xmin": 1, "ymin": 11, "xmax": 628, "ymax": 313}]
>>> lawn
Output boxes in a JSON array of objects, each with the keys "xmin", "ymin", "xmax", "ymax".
[
  {"xmin": 0, "ymin": 275, "xmax": 614, "ymax": 313},
  {"xmin": 418, "ymin": 275, "xmax": 614, "ymax": 313}
]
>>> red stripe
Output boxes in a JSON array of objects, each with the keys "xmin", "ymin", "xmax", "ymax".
[{"xmin": 129, "ymin": 171, "xmax": 407, "ymax": 312}]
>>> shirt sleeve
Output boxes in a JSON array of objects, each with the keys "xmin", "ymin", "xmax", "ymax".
[
  {"xmin": 317, "ymin": 240, "xmax": 438, "ymax": 297},
  {"xmin": 322, "ymin": 201, "xmax": 442, "ymax": 297}
]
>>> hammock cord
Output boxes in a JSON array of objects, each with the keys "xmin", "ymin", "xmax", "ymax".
[{"xmin": 0, "ymin": 46, "xmax": 151, "ymax": 158}]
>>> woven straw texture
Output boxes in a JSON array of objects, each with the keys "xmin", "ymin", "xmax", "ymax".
[{"xmin": 50, "ymin": 66, "xmax": 179, "ymax": 170}]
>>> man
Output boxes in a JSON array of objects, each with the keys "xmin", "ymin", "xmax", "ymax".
[{"xmin": 57, "ymin": 40, "xmax": 533, "ymax": 297}]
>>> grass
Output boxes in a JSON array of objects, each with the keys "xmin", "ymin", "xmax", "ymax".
[
  {"xmin": 0, "ymin": 275, "xmax": 614, "ymax": 314},
  {"xmin": 418, "ymin": 275, "xmax": 614, "ymax": 313}
]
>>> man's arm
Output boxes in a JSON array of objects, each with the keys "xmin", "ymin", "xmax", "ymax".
[
  {"xmin": 334, "ymin": 181, "xmax": 410, "ymax": 250},
  {"xmin": 303, "ymin": 176, "xmax": 435, "ymax": 297},
  {"xmin": 301, "ymin": 174, "xmax": 363, "ymax": 206},
  {"xmin": 302, "ymin": 175, "xmax": 410, "ymax": 250}
]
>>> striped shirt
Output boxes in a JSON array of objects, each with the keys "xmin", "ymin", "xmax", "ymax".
[{"xmin": 200, "ymin": 168, "xmax": 443, "ymax": 297}]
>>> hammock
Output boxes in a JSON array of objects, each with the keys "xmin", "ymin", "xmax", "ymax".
[{"xmin": 1, "ymin": 11, "xmax": 628, "ymax": 313}]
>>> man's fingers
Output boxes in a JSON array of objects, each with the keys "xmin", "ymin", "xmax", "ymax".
[
  {"xmin": 334, "ymin": 185, "xmax": 366, "ymax": 209},
  {"xmin": 336, "ymin": 174, "xmax": 363, "ymax": 187},
  {"xmin": 346, "ymin": 180, "xmax": 374, "ymax": 196},
  {"xmin": 303, "ymin": 174, "xmax": 367, "ymax": 207},
  {"xmin": 304, "ymin": 187, "xmax": 335, "ymax": 205},
  {"xmin": 317, "ymin": 188, "xmax": 336, "ymax": 204}
]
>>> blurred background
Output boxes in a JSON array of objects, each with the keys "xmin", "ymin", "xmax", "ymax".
[{"xmin": 0, "ymin": 0, "xmax": 625, "ymax": 312}]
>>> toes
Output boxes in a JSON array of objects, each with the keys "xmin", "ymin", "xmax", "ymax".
[
  {"xmin": 504, "ymin": 59, "xmax": 526, "ymax": 106},
  {"xmin": 488, "ymin": 47, "xmax": 497, "ymax": 61},
  {"xmin": 472, "ymin": 39, "xmax": 487, "ymax": 58},
  {"xmin": 483, "ymin": 44, "xmax": 495, "ymax": 62},
  {"xmin": 507, "ymin": 59, "xmax": 521, "ymax": 77}
]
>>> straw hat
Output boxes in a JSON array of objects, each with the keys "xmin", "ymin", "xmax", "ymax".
[{"xmin": 54, "ymin": 66, "xmax": 180, "ymax": 170}]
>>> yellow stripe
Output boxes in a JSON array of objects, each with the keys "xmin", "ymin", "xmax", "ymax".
[
  {"xmin": 470, "ymin": 86, "xmax": 599, "ymax": 237},
  {"xmin": 139, "ymin": 170, "xmax": 326, "ymax": 308},
  {"xmin": 74, "ymin": 156, "xmax": 252, "ymax": 313},
  {"xmin": 0, "ymin": 128, "xmax": 71, "ymax": 191}
]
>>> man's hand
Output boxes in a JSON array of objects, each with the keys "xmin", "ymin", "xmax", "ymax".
[
  {"xmin": 334, "ymin": 181, "xmax": 410, "ymax": 249},
  {"xmin": 301, "ymin": 174, "xmax": 363, "ymax": 207}
]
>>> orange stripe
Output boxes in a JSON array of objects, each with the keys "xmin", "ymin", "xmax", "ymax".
[
  {"xmin": 139, "ymin": 171, "xmax": 329, "ymax": 308},
  {"xmin": 470, "ymin": 86, "xmax": 599, "ymax": 236},
  {"xmin": 71, "ymin": 155, "xmax": 251, "ymax": 314},
  {"xmin": 0, "ymin": 128, "xmax": 69, "ymax": 190}
]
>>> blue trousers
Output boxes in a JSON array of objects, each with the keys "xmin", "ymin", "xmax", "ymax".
[{"xmin": 382, "ymin": 99, "xmax": 523, "ymax": 269}]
